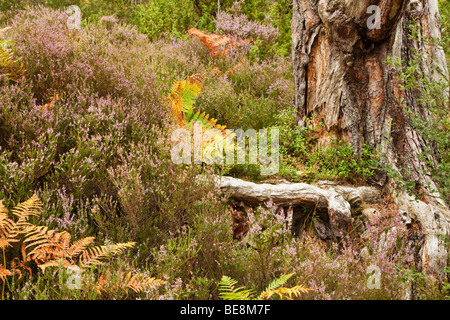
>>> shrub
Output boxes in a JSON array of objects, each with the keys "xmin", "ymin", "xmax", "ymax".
[
  {"xmin": 196, "ymin": 56, "xmax": 294, "ymax": 130},
  {"xmin": 439, "ymin": 0, "xmax": 450, "ymax": 62},
  {"xmin": 0, "ymin": 6, "xmax": 227, "ymax": 264},
  {"xmin": 238, "ymin": 0, "xmax": 292, "ymax": 57},
  {"xmin": 2, "ymin": 4, "xmax": 440, "ymax": 301},
  {"xmin": 214, "ymin": 3, "xmax": 280, "ymax": 60},
  {"xmin": 129, "ymin": 1, "xmax": 199, "ymax": 40},
  {"xmin": 272, "ymin": 110, "xmax": 378, "ymax": 184}
]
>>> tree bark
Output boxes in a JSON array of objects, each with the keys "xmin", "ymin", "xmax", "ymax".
[{"xmin": 292, "ymin": 0, "xmax": 450, "ymax": 279}]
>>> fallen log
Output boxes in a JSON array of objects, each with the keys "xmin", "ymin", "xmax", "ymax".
[
  {"xmin": 212, "ymin": 175, "xmax": 450, "ymax": 281},
  {"xmin": 214, "ymin": 176, "xmax": 355, "ymax": 239}
]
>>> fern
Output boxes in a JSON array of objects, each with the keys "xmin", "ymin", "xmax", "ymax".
[
  {"xmin": 168, "ymin": 72, "xmax": 236, "ymax": 163},
  {"xmin": 0, "ymin": 195, "xmax": 41, "ymax": 255},
  {"xmin": 24, "ymin": 224, "xmax": 136, "ymax": 270},
  {"xmin": 78, "ymin": 242, "xmax": 136, "ymax": 268},
  {"xmin": 1, "ymin": 195, "xmax": 43, "ymax": 298},
  {"xmin": 0, "ymin": 39, "xmax": 23, "ymax": 83},
  {"xmin": 258, "ymin": 273, "xmax": 312, "ymax": 300},
  {"xmin": 96, "ymin": 270, "xmax": 166, "ymax": 294},
  {"xmin": 187, "ymin": 28, "xmax": 253, "ymax": 58},
  {"xmin": 218, "ymin": 275, "xmax": 255, "ymax": 300},
  {"xmin": 218, "ymin": 274, "xmax": 313, "ymax": 300},
  {"xmin": 10, "ymin": 244, "xmax": 33, "ymax": 280},
  {"xmin": 260, "ymin": 284, "xmax": 312, "ymax": 300},
  {"xmin": 0, "ymin": 194, "xmax": 137, "ymax": 297},
  {"xmin": 0, "ymin": 200, "xmax": 20, "ymax": 250},
  {"xmin": 258, "ymin": 273, "xmax": 294, "ymax": 299},
  {"xmin": 168, "ymin": 76, "xmax": 203, "ymax": 127},
  {"xmin": 0, "ymin": 265, "xmax": 12, "ymax": 282}
]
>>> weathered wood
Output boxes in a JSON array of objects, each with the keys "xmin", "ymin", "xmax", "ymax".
[
  {"xmin": 215, "ymin": 175, "xmax": 357, "ymax": 238},
  {"xmin": 395, "ymin": 191, "xmax": 450, "ymax": 280},
  {"xmin": 316, "ymin": 180, "xmax": 381, "ymax": 209}
]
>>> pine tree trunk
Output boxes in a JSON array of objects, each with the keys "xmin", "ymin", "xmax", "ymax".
[{"xmin": 292, "ymin": 0, "xmax": 449, "ymax": 280}]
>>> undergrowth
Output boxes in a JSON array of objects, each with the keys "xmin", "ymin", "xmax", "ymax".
[{"xmin": 0, "ymin": 2, "xmax": 448, "ymax": 300}]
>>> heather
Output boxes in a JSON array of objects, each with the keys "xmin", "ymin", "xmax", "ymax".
[{"xmin": 0, "ymin": 4, "xmax": 448, "ymax": 300}]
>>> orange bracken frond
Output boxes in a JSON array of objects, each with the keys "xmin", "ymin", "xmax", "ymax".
[
  {"xmin": 10, "ymin": 193, "xmax": 42, "ymax": 221},
  {"xmin": 41, "ymin": 92, "xmax": 64, "ymax": 112},
  {"xmin": 79, "ymin": 242, "xmax": 136, "ymax": 268},
  {"xmin": 38, "ymin": 259, "xmax": 73, "ymax": 272},
  {"xmin": 0, "ymin": 200, "xmax": 23, "ymax": 249},
  {"xmin": 221, "ymin": 39, "xmax": 253, "ymax": 57},
  {"xmin": 0, "ymin": 265, "xmax": 13, "ymax": 282},
  {"xmin": 187, "ymin": 28, "xmax": 253, "ymax": 58},
  {"xmin": 187, "ymin": 28, "xmax": 232, "ymax": 57},
  {"xmin": 67, "ymin": 236, "xmax": 96, "ymax": 258},
  {"xmin": 259, "ymin": 285, "xmax": 313, "ymax": 300},
  {"xmin": 95, "ymin": 269, "xmax": 166, "ymax": 294}
]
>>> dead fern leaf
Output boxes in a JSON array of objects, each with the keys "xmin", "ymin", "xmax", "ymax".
[
  {"xmin": 25, "ymin": 225, "xmax": 135, "ymax": 269},
  {"xmin": 67, "ymin": 236, "xmax": 96, "ymax": 258},
  {"xmin": 38, "ymin": 258, "xmax": 73, "ymax": 272},
  {"xmin": 95, "ymin": 269, "xmax": 166, "ymax": 294},
  {"xmin": 0, "ymin": 198, "xmax": 30, "ymax": 249},
  {"xmin": 3, "ymin": 195, "xmax": 136, "ymax": 273},
  {"xmin": 0, "ymin": 264, "xmax": 12, "ymax": 282},
  {"xmin": 125, "ymin": 273, "xmax": 166, "ymax": 293},
  {"xmin": 10, "ymin": 194, "xmax": 42, "ymax": 226},
  {"xmin": 79, "ymin": 242, "xmax": 136, "ymax": 268},
  {"xmin": 0, "ymin": 194, "xmax": 138, "ymax": 295},
  {"xmin": 0, "ymin": 196, "xmax": 43, "ymax": 286},
  {"xmin": 10, "ymin": 244, "xmax": 33, "ymax": 279},
  {"xmin": 187, "ymin": 28, "xmax": 253, "ymax": 58},
  {"xmin": 188, "ymin": 28, "xmax": 232, "ymax": 58},
  {"xmin": 41, "ymin": 92, "xmax": 65, "ymax": 112}
]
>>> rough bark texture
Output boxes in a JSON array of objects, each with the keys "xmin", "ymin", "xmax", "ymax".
[{"xmin": 292, "ymin": 0, "xmax": 449, "ymax": 279}]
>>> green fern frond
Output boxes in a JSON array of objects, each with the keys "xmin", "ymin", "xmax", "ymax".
[
  {"xmin": 218, "ymin": 275, "xmax": 255, "ymax": 300},
  {"xmin": 218, "ymin": 275, "xmax": 238, "ymax": 292},
  {"xmin": 219, "ymin": 274, "xmax": 313, "ymax": 301},
  {"xmin": 169, "ymin": 72, "xmax": 237, "ymax": 162},
  {"xmin": 79, "ymin": 242, "xmax": 136, "ymax": 267},
  {"xmin": 169, "ymin": 72, "xmax": 229, "ymax": 134}
]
